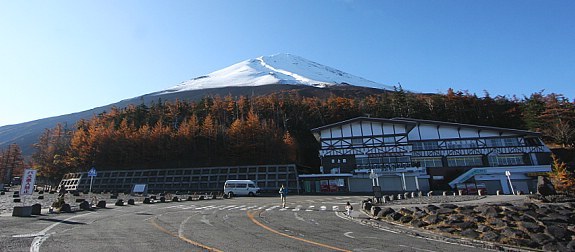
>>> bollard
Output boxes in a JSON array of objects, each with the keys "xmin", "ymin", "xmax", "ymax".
[
  {"xmin": 496, "ymin": 190, "xmax": 501, "ymax": 195},
  {"xmin": 397, "ymin": 194, "xmax": 402, "ymax": 200},
  {"xmin": 38, "ymin": 195, "xmax": 44, "ymax": 199},
  {"xmin": 411, "ymin": 192, "xmax": 415, "ymax": 198},
  {"xmin": 458, "ymin": 190, "xmax": 463, "ymax": 196},
  {"xmin": 418, "ymin": 191, "xmax": 423, "ymax": 197},
  {"xmin": 13, "ymin": 198, "xmax": 21, "ymax": 203},
  {"xmin": 404, "ymin": 192, "xmax": 409, "ymax": 199},
  {"xmin": 442, "ymin": 191, "xmax": 447, "ymax": 197},
  {"xmin": 478, "ymin": 189, "xmax": 483, "ymax": 196},
  {"xmin": 427, "ymin": 191, "xmax": 433, "ymax": 197}
]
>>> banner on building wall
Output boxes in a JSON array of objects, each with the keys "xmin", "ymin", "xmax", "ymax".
[{"xmin": 20, "ymin": 169, "xmax": 37, "ymax": 196}]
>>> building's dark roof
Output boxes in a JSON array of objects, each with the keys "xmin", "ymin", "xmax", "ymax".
[
  {"xmin": 310, "ymin": 117, "xmax": 417, "ymax": 133},
  {"xmin": 393, "ymin": 117, "xmax": 541, "ymax": 136}
]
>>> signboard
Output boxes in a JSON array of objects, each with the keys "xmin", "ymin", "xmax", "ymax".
[
  {"xmin": 88, "ymin": 167, "xmax": 97, "ymax": 177},
  {"xmin": 20, "ymin": 169, "xmax": 37, "ymax": 196},
  {"xmin": 132, "ymin": 184, "xmax": 148, "ymax": 194}
]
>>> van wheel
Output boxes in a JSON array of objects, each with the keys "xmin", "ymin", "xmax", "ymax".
[
  {"xmin": 248, "ymin": 192, "xmax": 255, "ymax": 197},
  {"xmin": 228, "ymin": 192, "xmax": 234, "ymax": 198}
]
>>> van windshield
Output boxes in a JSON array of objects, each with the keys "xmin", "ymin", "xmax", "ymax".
[{"xmin": 248, "ymin": 184, "xmax": 255, "ymax": 188}]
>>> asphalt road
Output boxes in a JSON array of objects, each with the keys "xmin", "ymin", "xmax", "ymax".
[{"xmin": 1, "ymin": 195, "xmax": 492, "ymax": 252}]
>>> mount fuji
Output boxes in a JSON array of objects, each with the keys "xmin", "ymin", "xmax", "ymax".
[
  {"xmin": 0, "ymin": 54, "xmax": 395, "ymax": 156},
  {"xmin": 160, "ymin": 53, "xmax": 393, "ymax": 93}
]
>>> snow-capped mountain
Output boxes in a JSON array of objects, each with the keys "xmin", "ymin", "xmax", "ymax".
[{"xmin": 161, "ymin": 53, "xmax": 393, "ymax": 93}]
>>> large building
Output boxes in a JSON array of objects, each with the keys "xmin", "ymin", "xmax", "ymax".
[{"xmin": 306, "ymin": 117, "xmax": 551, "ymax": 194}]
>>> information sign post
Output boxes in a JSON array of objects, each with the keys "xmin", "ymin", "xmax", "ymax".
[{"xmin": 88, "ymin": 167, "xmax": 97, "ymax": 194}]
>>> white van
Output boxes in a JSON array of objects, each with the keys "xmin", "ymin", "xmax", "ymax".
[{"xmin": 224, "ymin": 180, "xmax": 260, "ymax": 197}]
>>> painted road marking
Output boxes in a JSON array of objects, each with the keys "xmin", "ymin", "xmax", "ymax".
[
  {"xmin": 151, "ymin": 217, "xmax": 222, "ymax": 252},
  {"xmin": 247, "ymin": 210, "xmax": 351, "ymax": 252},
  {"xmin": 28, "ymin": 212, "xmax": 94, "ymax": 252}
]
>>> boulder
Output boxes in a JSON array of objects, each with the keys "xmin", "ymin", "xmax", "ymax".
[
  {"xmin": 115, "ymin": 199, "xmax": 124, "ymax": 206},
  {"xmin": 387, "ymin": 212, "xmax": 403, "ymax": 221},
  {"xmin": 399, "ymin": 208, "xmax": 413, "ymax": 216},
  {"xmin": 501, "ymin": 227, "xmax": 528, "ymax": 240},
  {"xmin": 370, "ymin": 206, "xmax": 381, "ymax": 216},
  {"xmin": 529, "ymin": 233, "xmax": 555, "ymax": 245},
  {"xmin": 128, "ymin": 199, "xmax": 135, "ymax": 205},
  {"xmin": 423, "ymin": 204, "xmax": 439, "ymax": 213},
  {"xmin": 476, "ymin": 205, "xmax": 500, "ymax": 218},
  {"xmin": 364, "ymin": 202, "xmax": 372, "ymax": 211},
  {"xmin": 436, "ymin": 207, "xmax": 455, "ymax": 214},
  {"xmin": 143, "ymin": 198, "xmax": 152, "ymax": 204},
  {"xmin": 518, "ymin": 221, "xmax": 543, "ymax": 233},
  {"xmin": 410, "ymin": 219, "xmax": 428, "ymax": 228},
  {"xmin": 546, "ymin": 225, "xmax": 572, "ymax": 241},
  {"xmin": 399, "ymin": 215, "xmax": 413, "ymax": 223},
  {"xmin": 60, "ymin": 204, "xmax": 72, "ymax": 213},
  {"xmin": 476, "ymin": 224, "xmax": 493, "ymax": 233},
  {"xmin": 96, "ymin": 200, "xmax": 106, "ymax": 208},
  {"xmin": 379, "ymin": 207, "xmax": 395, "ymax": 217},
  {"xmin": 542, "ymin": 243, "xmax": 568, "ymax": 252},
  {"xmin": 460, "ymin": 229, "xmax": 480, "ymax": 239},
  {"xmin": 79, "ymin": 201, "xmax": 91, "ymax": 210},
  {"xmin": 481, "ymin": 231, "xmax": 501, "ymax": 242},
  {"xmin": 423, "ymin": 214, "xmax": 441, "ymax": 225},
  {"xmin": 451, "ymin": 221, "xmax": 477, "ymax": 230},
  {"xmin": 31, "ymin": 204, "xmax": 42, "ymax": 215},
  {"xmin": 537, "ymin": 176, "xmax": 556, "ymax": 196}
]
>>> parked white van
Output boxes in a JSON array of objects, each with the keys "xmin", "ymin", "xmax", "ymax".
[{"xmin": 224, "ymin": 180, "xmax": 260, "ymax": 197}]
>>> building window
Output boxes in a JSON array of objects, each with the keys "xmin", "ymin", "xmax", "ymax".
[
  {"xmin": 351, "ymin": 138, "xmax": 363, "ymax": 146},
  {"xmin": 412, "ymin": 157, "xmax": 443, "ymax": 168},
  {"xmin": 488, "ymin": 155, "xmax": 524, "ymax": 166},
  {"xmin": 342, "ymin": 159, "xmax": 347, "ymax": 163},
  {"xmin": 412, "ymin": 141, "xmax": 440, "ymax": 151},
  {"xmin": 487, "ymin": 138, "xmax": 519, "ymax": 147},
  {"xmin": 447, "ymin": 156, "xmax": 483, "ymax": 167}
]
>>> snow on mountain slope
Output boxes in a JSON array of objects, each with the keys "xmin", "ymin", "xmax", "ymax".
[{"xmin": 161, "ymin": 53, "xmax": 393, "ymax": 94}]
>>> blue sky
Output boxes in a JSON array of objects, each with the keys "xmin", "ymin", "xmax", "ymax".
[{"xmin": 1, "ymin": 1, "xmax": 573, "ymax": 127}]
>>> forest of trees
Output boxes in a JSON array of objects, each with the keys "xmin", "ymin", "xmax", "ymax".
[
  {"xmin": 0, "ymin": 143, "xmax": 25, "ymax": 184},
  {"xmin": 1, "ymin": 87, "xmax": 573, "ymax": 180}
]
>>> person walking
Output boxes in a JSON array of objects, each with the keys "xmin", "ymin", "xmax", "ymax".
[
  {"xmin": 345, "ymin": 201, "xmax": 353, "ymax": 217},
  {"xmin": 279, "ymin": 184, "xmax": 287, "ymax": 208}
]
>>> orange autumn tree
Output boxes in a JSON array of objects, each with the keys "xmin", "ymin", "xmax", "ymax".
[{"xmin": 549, "ymin": 154, "xmax": 575, "ymax": 195}]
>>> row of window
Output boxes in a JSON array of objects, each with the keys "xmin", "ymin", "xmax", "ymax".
[
  {"xmin": 350, "ymin": 154, "xmax": 526, "ymax": 170},
  {"xmin": 91, "ymin": 166, "xmax": 294, "ymax": 178},
  {"xmin": 411, "ymin": 138, "xmax": 522, "ymax": 151},
  {"xmin": 83, "ymin": 173, "xmax": 297, "ymax": 185}
]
